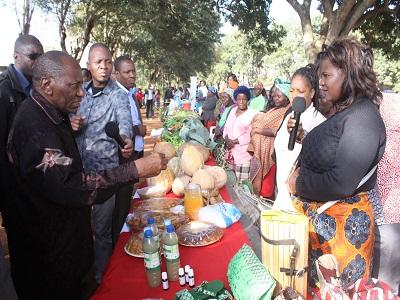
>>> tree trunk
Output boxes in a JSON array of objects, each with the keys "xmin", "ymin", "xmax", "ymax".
[
  {"xmin": 72, "ymin": 14, "xmax": 96, "ymax": 62},
  {"xmin": 58, "ymin": 0, "xmax": 72, "ymax": 53},
  {"xmin": 20, "ymin": 0, "xmax": 34, "ymax": 35},
  {"xmin": 150, "ymin": 67, "xmax": 159, "ymax": 83},
  {"xmin": 59, "ymin": 24, "xmax": 68, "ymax": 52}
]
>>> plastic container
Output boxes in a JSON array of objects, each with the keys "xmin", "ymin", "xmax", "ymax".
[
  {"xmin": 162, "ymin": 271, "xmax": 169, "ymax": 290},
  {"xmin": 184, "ymin": 183, "xmax": 203, "ymax": 220},
  {"xmin": 143, "ymin": 228, "xmax": 161, "ymax": 288},
  {"xmin": 163, "ymin": 224, "xmax": 180, "ymax": 281},
  {"xmin": 147, "ymin": 217, "xmax": 160, "ymax": 248},
  {"xmin": 179, "ymin": 267, "xmax": 185, "ymax": 286}
]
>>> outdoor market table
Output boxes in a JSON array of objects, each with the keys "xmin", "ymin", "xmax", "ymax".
[{"xmin": 91, "ymin": 173, "xmax": 253, "ymax": 299}]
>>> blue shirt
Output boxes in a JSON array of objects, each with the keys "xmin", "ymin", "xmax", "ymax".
[
  {"xmin": 116, "ymin": 81, "xmax": 144, "ymax": 152},
  {"xmin": 75, "ymin": 80, "xmax": 133, "ymax": 172},
  {"xmin": 13, "ymin": 65, "xmax": 31, "ymax": 95}
]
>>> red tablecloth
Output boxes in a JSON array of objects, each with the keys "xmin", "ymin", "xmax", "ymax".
[{"xmin": 91, "ymin": 184, "xmax": 253, "ymax": 300}]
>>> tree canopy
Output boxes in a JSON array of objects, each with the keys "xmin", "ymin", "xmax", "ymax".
[
  {"xmin": 286, "ymin": 0, "xmax": 400, "ymax": 61},
  {"xmin": 11, "ymin": 0, "xmax": 400, "ymax": 91}
]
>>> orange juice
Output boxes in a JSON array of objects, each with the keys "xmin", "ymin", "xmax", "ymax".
[{"xmin": 184, "ymin": 183, "xmax": 203, "ymax": 220}]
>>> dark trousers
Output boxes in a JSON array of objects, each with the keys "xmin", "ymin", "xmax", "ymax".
[{"xmin": 146, "ymin": 100, "xmax": 154, "ymax": 118}]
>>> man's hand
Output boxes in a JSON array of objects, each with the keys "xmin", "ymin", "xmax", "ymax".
[
  {"xmin": 287, "ymin": 116, "xmax": 304, "ymax": 142},
  {"xmin": 138, "ymin": 124, "xmax": 147, "ymax": 137},
  {"xmin": 121, "ymin": 138, "xmax": 133, "ymax": 159},
  {"xmin": 70, "ymin": 115, "xmax": 86, "ymax": 132},
  {"xmin": 135, "ymin": 152, "xmax": 168, "ymax": 178}
]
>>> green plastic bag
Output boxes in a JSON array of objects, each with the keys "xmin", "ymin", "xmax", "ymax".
[
  {"xmin": 227, "ymin": 244, "xmax": 276, "ymax": 300},
  {"xmin": 174, "ymin": 280, "xmax": 233, "ymax": 300}
]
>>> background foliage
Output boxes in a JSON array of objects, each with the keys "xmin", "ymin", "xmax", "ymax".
[{"xmin": 8, "ymin": 0, "xmax": 400, "ymax": 91}]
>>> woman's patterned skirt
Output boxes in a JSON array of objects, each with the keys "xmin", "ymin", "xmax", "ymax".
[{"xmin": 292, "ymin": 191, "xmax": 375, "ymax": 288}]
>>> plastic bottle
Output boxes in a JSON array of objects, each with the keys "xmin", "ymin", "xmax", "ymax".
[
  {"xmin": 178, "ymin": 268, "xmax": 185, "ymax": 286},
  {"xmin": 147, "ymin": 217, "xmax": 159, "ymax": 246},
  {"xmin": 143, "ymin": 228, "xmax": 161, "ymax": 288},
  {"xmin": 147, "ymin": 217, "xmax": 160, "ymax": 262},
  {"xmin": 161, "ymin": 271, "xmax": 169, "ymax": 290},
  {"xmin": 184, "ymin": 265, "xmax": 190, "ymax": 283},
  {"xmin": 188, "ymin": 268, "xmax": 195, "ymax": 287},
  {"xmin": 163, "ymin": 224, "xmax": 180, "ymax": 281},
  {"xmin": 161, "ymin": 219, "xmax": 172, "ymax": 243}
]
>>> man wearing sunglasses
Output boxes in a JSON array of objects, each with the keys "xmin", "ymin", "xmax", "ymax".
[{"xmin": 0, "ymin": 34, "xmax": 43, "ymax": 299}]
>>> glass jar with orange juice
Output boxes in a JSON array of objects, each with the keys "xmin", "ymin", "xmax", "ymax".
[{"xmin": 184, "ymin": 183, "xmax": 203, "ymax": 220}]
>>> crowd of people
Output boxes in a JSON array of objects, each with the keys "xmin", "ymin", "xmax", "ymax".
[
  {"xmin": 0, "ymin": 33, "xmax": 399, "ymax": 299},
  {"xmin": 0, "ymin": 36, "xmax": 168, "ymax": 299}
]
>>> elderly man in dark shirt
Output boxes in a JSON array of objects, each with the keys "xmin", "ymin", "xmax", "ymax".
[{"xmin": 5, "ymin": 50, "xmax": 167, "ymax": 300}]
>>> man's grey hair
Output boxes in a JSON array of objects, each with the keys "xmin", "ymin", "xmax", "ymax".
[{"xmin": 32, "ymin": 51, "xmax": 78, "ymax": 88}]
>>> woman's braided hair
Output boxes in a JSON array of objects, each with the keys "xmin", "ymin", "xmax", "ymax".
[{"xmin": 291, "ymin": 64, "xmax": 319, "ymax": 108}]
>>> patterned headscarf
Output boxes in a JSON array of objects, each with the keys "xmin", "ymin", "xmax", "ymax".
[
  {"xmin": 233, "ymin": 85, "xmax": 251, "ymax": 101},
  {"xmin": 274, "ymin": 78, "xmax": 290, "ymax": 99}
]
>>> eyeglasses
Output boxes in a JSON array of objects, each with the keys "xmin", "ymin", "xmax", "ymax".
[{"xmin": 17, "ymin": 52, "xmax": 42, "ymax": 60}]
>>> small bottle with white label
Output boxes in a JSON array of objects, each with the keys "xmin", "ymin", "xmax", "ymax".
[
  {"xmin": 188, "ymin": 268, "xmax": 195, "ymax": 287},
  {"xmin": 161, "ymin": 271, "xmax": 169, "ymax": 290},
  {"xmin": 184, "ymin": 265, "xmax": 190, "ymax": 283},
  {"xmin": 178, "ymin": 267, "xmax": 185, "ymax": 286}
]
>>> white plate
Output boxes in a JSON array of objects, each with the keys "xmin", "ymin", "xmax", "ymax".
[{"xmin": 124, "ymin": 243, "xmax": 144, "ymax": 258}]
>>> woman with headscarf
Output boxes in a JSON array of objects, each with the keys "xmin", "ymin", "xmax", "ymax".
[
  {"xmin": 223, "ymin": 86, "xmax": 258, "ymax": 184},
  {"xmin": 248, "ymin": 80, "xmax": 291, "ymax": 197},
  {"xmin": 201, "ymin": 86, "xmax": 218, "ymax": 129}
]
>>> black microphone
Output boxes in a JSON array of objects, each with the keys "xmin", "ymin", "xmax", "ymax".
[
  {"xmin": 288, "ymin": 97, "xmax": 307, "ymax": 151},
  {"xmin": 105, "ymin": 121, "xmax": 126, "ymax": 148}
]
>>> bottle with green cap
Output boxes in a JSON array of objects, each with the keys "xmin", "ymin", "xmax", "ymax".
[
  {"xmin": 163, "ymin": 224, "xmax": 180, "ymax": 281},
  {"xmin": 143, "ymin": 227, "xmax": 161, "ymax": 288}
]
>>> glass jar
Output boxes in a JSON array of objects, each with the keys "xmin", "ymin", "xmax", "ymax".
[{"xmin": 184, "ymin": 183, "xmax": 203, "ymax": 220}]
